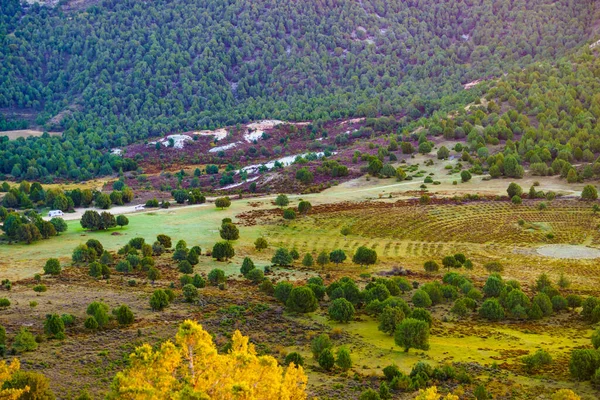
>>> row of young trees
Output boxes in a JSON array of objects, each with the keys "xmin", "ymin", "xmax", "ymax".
[{"xmin": 1, "ymin": 180, "xmax": 135, "ymax": 211}]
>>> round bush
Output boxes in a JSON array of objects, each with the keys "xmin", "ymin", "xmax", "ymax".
[
  {"xmin": 43, "ymin": 259, "xmax": 61, "ymax": 275},
  {"xmin": 479, "ymin": 298, "xmax": 505, "ymax": 321},
  {"xmin": 411, "ymin": 289, "xmax": 432, "ymax": 308},
  {"xmin": 328, "ymin": 298, "xmax": 355, "ymax": 322},
  {"xmin": 286, "ymin": 286, "xmax": 318, "ymax": 313},
  {"xmin": 208, "ymin": 269, "xmax": 226, "ymax": 285},
  {"xmin": 284, "ymin": 352, "xmax": 304, "ymax": 367},
  {"xmin": 317, "ymin": 348, "xmax": 335, "ymax": 371},
  {"xmin": 246, "ymin": 268, "xmax": 264, "ymax": 284},
  {"xmin": 182, "ymin": 284, "xmax": 198, "ymax": 302}
]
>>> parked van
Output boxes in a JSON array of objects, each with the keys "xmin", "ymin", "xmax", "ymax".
[{"xmin": 48, "ymin": 210, "xmax": 64, "ymax": 218}]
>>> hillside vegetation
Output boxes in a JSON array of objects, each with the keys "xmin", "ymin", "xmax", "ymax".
[
  {"xmin": 0, "ymin": 0, "xmax": 596, "ymax": 180},
  {"xmin": 411, "ymin": 49, "xmax": 600, "ymax": 184}
]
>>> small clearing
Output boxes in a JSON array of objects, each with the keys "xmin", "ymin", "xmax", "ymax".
[
  {"xmin": 0, "ymin": 129, "xmax": 62, "ymax": 140},
  {"xmin": 241, "ymin": 152, "xmax": 333, "ymax": 174},
  {"xmin": 149, "ymin": 134, "xmax": 192, "ymax": 149},
  {"xmin": 244, "ymin": 120, "xmax": 286, "ymax": 142},
  {"xmin": 192, "ymin": 128, "xmax": 228, "ymax": 141},
  {"xmin": 464, "ymin": 79, "xmax": 483, "ymax": 90},
  {"xmin": 209, "ymin": 141, "xmax": 240, "ymax": 153},
  {"xmin": 217, "ymin": 176, "xmax": 260, "ymax": 190},
  {"xmin": 536, "ymin": 244, "xmax": 600, "ymax": 259}
]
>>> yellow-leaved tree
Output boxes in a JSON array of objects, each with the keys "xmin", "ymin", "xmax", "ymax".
[
  {"xmin": 552, "ymin": 389, "xmax": 580, "ymax": 400},
  {"xmin": 414, "ymin": 387, "xmax": 459, "ymax": 400},
  {"xmin": 0, "ymin": 359, "xmax": 29, "ymax": 400},
  {"xmin": 109, "ymin": 320, "xmax": 307, "ymax": 399}
]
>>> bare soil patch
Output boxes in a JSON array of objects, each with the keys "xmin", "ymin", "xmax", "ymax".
[{"xmin": 536, "ymin": 244, "xmax": 600, "ymax": 259}]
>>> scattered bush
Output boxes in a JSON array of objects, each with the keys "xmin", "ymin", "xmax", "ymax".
[
  {"xmin": 286, "ymin": 286, "xmax": 318, "ymax": 313},
  {"xmin": 208, "ymin": 269, "xmax": 226, "ymax": 285},
  {"xmin": 285, "ymin": 352, "xmax": 304, "ymax": 367},
  {"xmin": 328, "ymin": 298, "xmax": 355, "ymax": 322},
  {"xmin": 182, "ymin": 284, "xmax": 199, "ymax": 302},
  {"xmin": 246, "ymin": 268, "xmax": 264, "ymax": 284},
  {"xmin": 13, "ymin": 328, "xmax": 38, "ymax": 353},
  {"xmin": 43, "ymin": 258, "xmax": 61, "ymax": 275},
  {"xmin": 522, "ymin": 349, "xmax": 552, "ymax": 373},
  {"xmin": 394, "ymin": 318, "xmax": 430, "ymax": 353},
  {"xmin": 311, "ymin": 334, "xmax": 332, "ymax": 359},
  {"xmin": 113, "ymin": 305, "xmax": 135, "ymax": 325},
  {"xmin": 150, "ymin": 290, "xmax": 170, "ymax": 311}
]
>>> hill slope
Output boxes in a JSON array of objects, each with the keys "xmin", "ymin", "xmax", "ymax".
[{"xmin": 0, "ymin": 0, "xmax": 597, "ymax": 180}]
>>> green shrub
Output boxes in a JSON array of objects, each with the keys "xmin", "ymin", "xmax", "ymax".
[
  {"xmin": 451, "ymin": 298, "xmax": 469, "ymax": 317},
  {"xmin": 592, "ymin": 328, "xmax": 600, "ymax": 349},
  {"xmin": 61, "ymin": 314, "xmax": 75, "ymax": 326},
  {"xmin": 33, "ymin": 284, "xmax": 47, "ymax": 293},
  {"xmin": 318, "ymin": 348, "xmax": 335, "ymax": 371},
  {"xmin": 182, "ymin": 284, "xmax": 198, "ymax": 302},
  {"xmin": 335, "ymin": 347, "xmax": 352, "ymax": 371},
  {"xmin": 180, "ymin": 274, "xmax": 193, "ymax": 287},
  {"xmin": 378, "ymin": 306, "xmax": 405, "ymax": 335},
  {"xmin": 311, "ymin": 334, "xmax": 332, "ymax": 359},
  {"xmin": 394, "ymin": 318, "xmax": 430, "ymax": 353},
  {"xmin": 208, "ymin": 268, "xmax": 226, "ymax": 285},
  {"xmin": 552, "ymin": 295, "xmax": 568, "ymax": 312},
  {"xmin": 410, "ymin": 308, "xmax": 432, "ymax": 326},
  {"xmin": 44, "ymin": 314, "xmax": 65, "ymax": 339},
  {"xmin": 411, "ymin": 289, "xmax": 432, "ymax": 308},
  {"xmin": 150, "ymin": 289, "xmax": 170, "ymax": 311},
  {"xmin": 284, "ymin": 352, "xmax": 304, "ymax": 367},
  {"xmin": 286, "ymin": 286, "xmax": 318, "ymax": 313},
  {"xmin": 383, "ymin": 365, "xmax": 401, "ymax": 381},
  {"xmin": 43, "ymin": 258, "xmax": 61, "ymax": 275},
  {"xmin": 178, "ymin": 260, "xmax": 193, "ymax": 274},
  {"xmin": 521, "ymin": 349, "xmax": 552, "ymax": 373},
  {"xmin": 240, "ymin": 257, "xmax": 255, "ymax": 276},
  {"xmin": 113, "ymin": 305, "xmax": 135, "ymax": 325},
  {"xmin": 328, "ymin": 298, "xmax": 355, "ymax": 322},
  {"xmin": 274, "ymin": 282, "xmax": 293, "ymax": 303},
  {"xmin": 479, "ymin": 298, "xmax": 505, "ymax": 321},
  {"xmin": 192, "ymin": 274, "xmax": 206, "ymax": 288},
  {"xmin": 246, "ymin": 268, "xmax": 264, "ymax": 284},
  {"xmin": 569, "ymin": 349, "xmax": 600, "ymax": 380},
  {"xmin": 359, "ymin": 389, "xmax": 381, "ymax": 400},
  {"xmin": 84, "ymin": 316, "xmax": 99, "ymax": 330},
  {"xmin": 13, "ymin": 328, "xmax": 38, "ymax": 353},
  {"xmin": 87, "ymin": 301, "xmax": 110, "ymax": 327},
  {"xmin": 259, "ymin": 279, "xmax": 275, "ymax": 294}
]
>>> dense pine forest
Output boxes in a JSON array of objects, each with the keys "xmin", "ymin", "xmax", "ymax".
[{"xmin": 0, "ymin": 0, "xmax": 597, "ymax": 180}]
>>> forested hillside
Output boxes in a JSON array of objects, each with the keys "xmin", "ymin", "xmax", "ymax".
[
  {"xmin": 411, "ymin": 47, "xmax": 600, "ymax": 185},
  {"xmin": 0, "ymin": 0, "xmax": 597, "ymax": 180}
]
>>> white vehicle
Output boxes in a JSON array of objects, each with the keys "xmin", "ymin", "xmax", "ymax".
[
  {"xmin": 134, "ymin": 205, "xmax": 145, "ymax": 211},
  {"xmin": 48, "ymin": 210, "xmax": 64, "ymax": 218}
]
